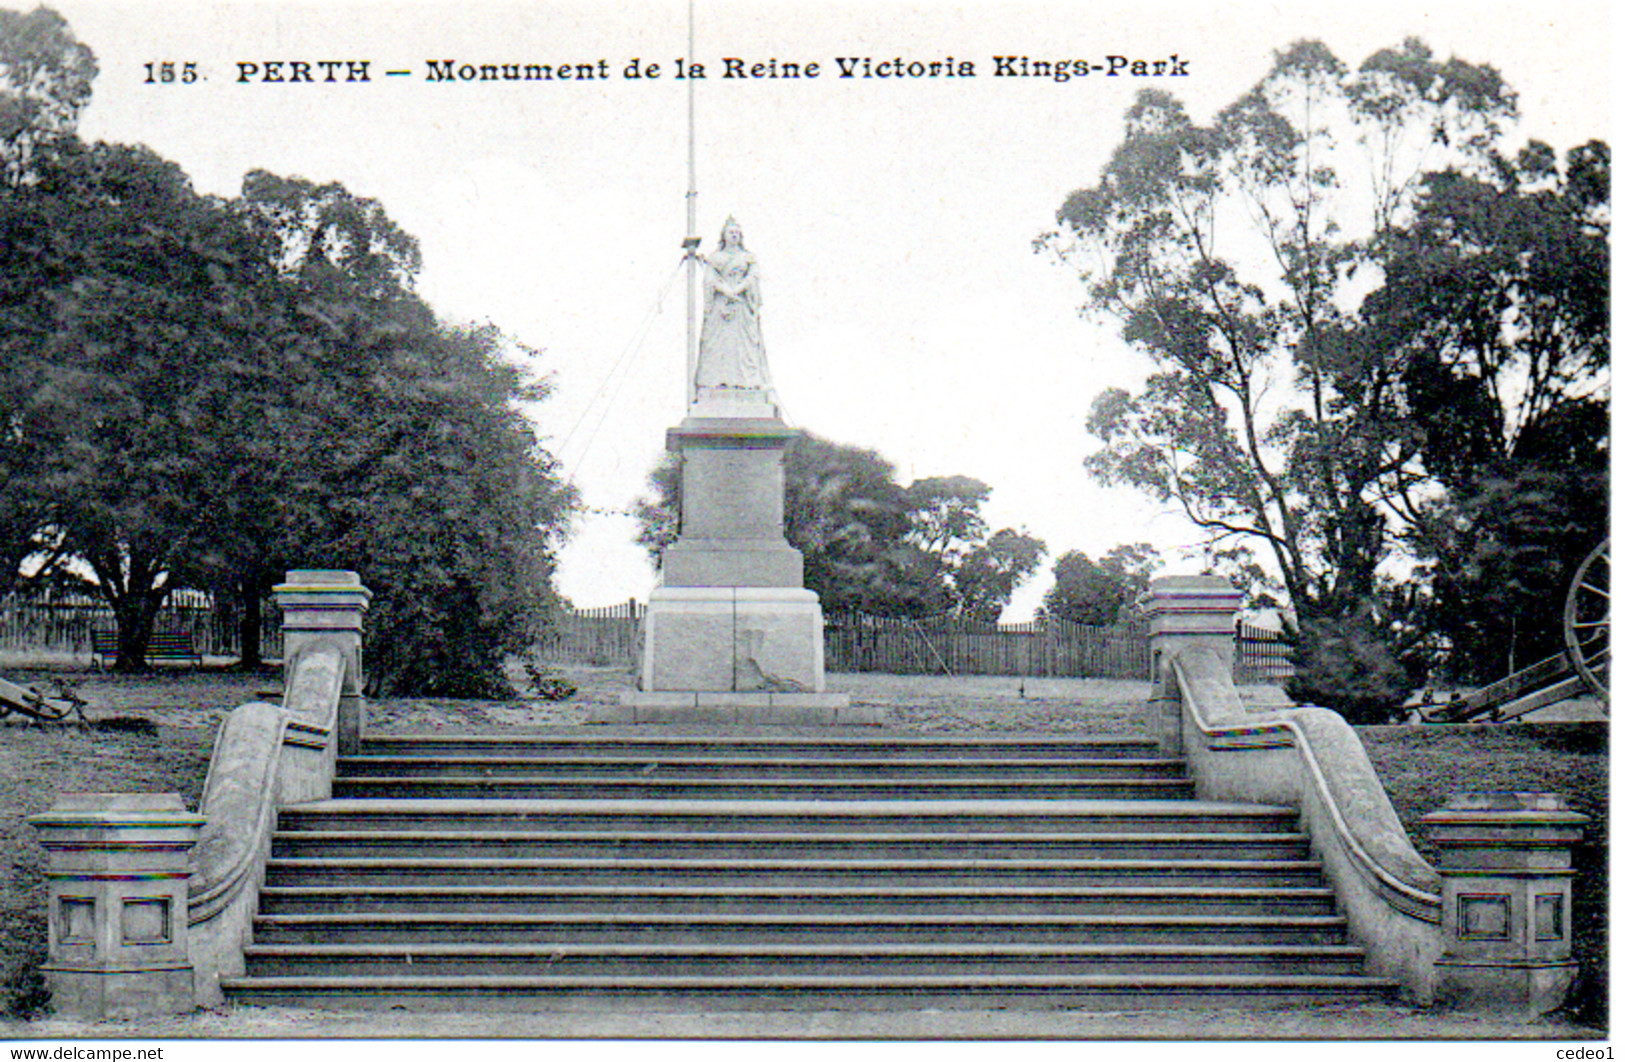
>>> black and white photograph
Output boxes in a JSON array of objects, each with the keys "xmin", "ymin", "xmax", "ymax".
[{"xmin": 0, "ymin": 0, "xmax": 1609, "ymax": 1051}]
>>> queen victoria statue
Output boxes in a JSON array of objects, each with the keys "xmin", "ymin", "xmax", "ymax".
[{"xmin": 694, "ymin": 217, "xmax": 773, "ymax": 397}]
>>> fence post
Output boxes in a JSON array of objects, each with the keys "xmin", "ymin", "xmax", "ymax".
[
  {"xmin": 1141, "ymin": 576, "xmax": 1243, "ymax": 755},
  {"xmin": 273, "ymin": 571, "xmax": 372, "ymax": 756},
  {"xmin": 628, "ymin": 597, "xmax": 640, "ymax": 664}
]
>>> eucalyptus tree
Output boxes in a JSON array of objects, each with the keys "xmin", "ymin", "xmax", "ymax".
[{"xmin": 1047, "ymin": 39, "xmax": 1539, "ymax": 707}]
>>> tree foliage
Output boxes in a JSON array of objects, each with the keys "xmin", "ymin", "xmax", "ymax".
[
  {"xmin": 635, "ymin": 434, "xmax": 1044, "ymax": 620},
  {"xmin": 0, "ymin": 5, "xmax": 97, "ymax": 594},
  {"xmin": 1049, "ymin": 37, "xmax": 1606, "ymax": 701},
  {"xmin": 0, "ymin": 6, "xmax": 95, "ymax": 185},
  {"xmin": 1369, "ymin": 143, "xmax": 1609, "ymax": 677},
  {"xmin": 311, "ymin": 319, "xmax": 574, "ymax": 696},
  {"xmin": 1042, "ymin": 543, "xmax": 1159, "ymax": 625},
  {"xmin": 0, "ymin": 11, "xmax": 576, "ymax": 687}
]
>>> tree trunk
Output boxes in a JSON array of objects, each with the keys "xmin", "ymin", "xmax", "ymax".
[
  {"xmin": 89, "ymin": 545, "xmax": 169, "ymax": 673},
  {"xmin": 112, "ymin": 591, "xmax": 161, "ymax": 672}
]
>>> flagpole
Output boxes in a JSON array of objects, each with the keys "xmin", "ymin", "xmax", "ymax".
[{"xmin": 682, "ymin": 0, "xmax": 700, "ymax": 408}]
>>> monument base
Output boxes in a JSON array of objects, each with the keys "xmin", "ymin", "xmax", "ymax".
[{"xmin": 589, "ymin": 586, "xmax": 876, "ymax": 726}]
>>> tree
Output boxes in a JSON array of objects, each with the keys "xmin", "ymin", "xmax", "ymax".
[
  {"xmin": 1043, "ymin": 543, "xmax": 1159, "ymax": 625},
  {"xmin": 1051, "ymin": 41, "xmax": 1512, "ymax": 620},
  {"xmin": 1044, "ymin": 39, "xmax": 1605, "ymax": 708},
  {"xmin": 0, "ymin": 140, "xmax": 270, "ymax": 668},
  {"xmin": 1365, "ymin": 142, "xmax": 1609, "ymax": 678},
  {"xmin": 903, "ymin": 476, "xmax": 990, "ymax": 565},
  {"xmin": 0, "ymin": 6, "xmax": 96, "ymax": 186},
  {"xmin": 901, "ymin": 475, "xmax": 1046, "ymax": 619},
  {"xmin": 223, "ymin": 170, "xmax": 575, "ymax": 692},
  {"xmin": 952, "ymin": 528, "xmax": 1047, "ymax": 622},
  {"xmin": 0, "ymin": 6, "xmax": 97, "ymax": 595},
  {"xmin": 193, "ymin": 169, "xmax": 430, "ymax": 668},
  {"xmin": 634, "ymin": 437, "xmax": 1044, "ymax": 620},
  {"xmin": 306, "ymin": 317, "xmax": 575, "ymax": 697}
]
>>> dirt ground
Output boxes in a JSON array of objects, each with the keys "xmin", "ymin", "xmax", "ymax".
[{"xmin": 0, "ymin": 662, "xmax": 1607, "ymax": 1043}]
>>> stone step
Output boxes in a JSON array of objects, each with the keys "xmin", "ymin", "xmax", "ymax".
[
  {"xmin": 217, "ymin": 972, "xmax": 1398, "ymax": 1011},
  {"xmin": 263, "ymin": 856, "xmax": 1327, "ymax": 889},
  {"xmin": 271, "ymin": 828, "xmax": 1314, "ymax": 862},
  {"xmin": 274, "ymin": 799, "xmax": 1298, "ymax": 837},
  {"xmin": 357, "ymin": 733, "xmax": 1162, "ymax": 761},
  {"xmin": 241, "ymin": 942, "xmax": 1371, "ymax": 979},
  {"xmin": 255, "ymin": 884, "xmax": 1339, "ymax": 918},
  {"xmin": 337, "ymin": 755, "xmax": 1190, "ymax": 780},
  {"xmin": 327, "ymin": 776, "xmax": 1198, "ymax": 801},
  {"xmin": 224, "ymin": 728, "xmax": 1395, "ymax": 1013},
  {"xmin": 249, "ymin": 911, "xmax": 1358, "ymax": 947}
]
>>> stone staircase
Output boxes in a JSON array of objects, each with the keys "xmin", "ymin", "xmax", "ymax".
[{"xmin": 219, "ymin": 731, "xmax": 1399, "ymax": 1010}]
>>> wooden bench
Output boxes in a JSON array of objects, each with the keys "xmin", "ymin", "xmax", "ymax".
[{"xmin": 91, "ymin": 628, "xmax": 203, "ymax": 669}]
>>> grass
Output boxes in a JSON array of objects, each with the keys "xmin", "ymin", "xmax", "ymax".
[
  {"xmin": 0, "ymin": 665, "xmax": 1607, "ymax": 1030},
  {"xmin": 1359, "ymin": 722, "xmax": 1608, "ymax": 1026}
]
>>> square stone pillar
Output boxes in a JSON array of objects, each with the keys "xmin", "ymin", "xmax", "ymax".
[
  {"xmin": 1140, "ymin": 575, "xmax": 1243, "ymax": 753},
  {"xmin": 273, "ymin": 570, "xmax": 372, "ymax": 755},
  {"xmin": 1423, "ymin": 792, "xmax": 1590, "ymax": 1018},
  {"xmin": 29, "ymin": 794, "xmax": 205, "ymax": 1019},
  {"xmin": 603, "ymin": 393, "xmax": 867, "ymax": 724}
]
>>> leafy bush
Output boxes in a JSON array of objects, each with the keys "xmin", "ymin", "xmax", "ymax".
[
  {"xmin": 522, "ymin": 658, "xmax": 577, "ymax": 701},
  {"xmin": 3, "ymin": 943, "xmax": 50, "ymax": 1020},
  {"xmin": 1286, "ymin": 614, "xmax": 1419, "ymax": 724}
]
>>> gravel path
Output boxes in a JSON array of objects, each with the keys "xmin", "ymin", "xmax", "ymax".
[{"xmin": 5, "ymin": 999, "xmax": 1602, "ymax": 1040}]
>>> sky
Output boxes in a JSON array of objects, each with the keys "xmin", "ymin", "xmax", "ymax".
[{"xmin": 47, "ymin": 0, "xmax": 1611, "ymax": 617}]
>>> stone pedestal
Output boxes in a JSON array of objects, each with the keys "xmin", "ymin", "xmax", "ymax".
[
  {"xmin": 603, "ymin": 390, "xmax": 861, "ymax": 725},
  {"xmin": 273, "ymin": 570, "xmax": 372, "ymax": 755},
  {"xmin": 1141, "ymin": 575, "xmax": 1243, "ymax": 753},
  {"xmin": 29, "ymin": 794, "xmax": 205, "ymax": 1019},
  {"xmin": 1423, "ymin": 792, "xmax": 1590, "ymax": 1018}
]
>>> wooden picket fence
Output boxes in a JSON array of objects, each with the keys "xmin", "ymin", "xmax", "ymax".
[
  {"xmin": 1234, "ymin": 620, "xmax": 1295, "ymax": 683},
  {"xmin": 0, "ymin": 591, "xmax": 283, "ymax": 660},
  {"xmin": 538, "ymin": 603, "xmax": 1294, "ymax": 686},
  {"xmin": 824, "ymin": 612, "xmax": 1152, "ymax": 679},
  {"xmin": 0, "ymin": 589, "xmax": 1288, "ymax": 683},
  {"xmin": 537, "ymin": 598, "xmax": 646, "ymax": 667}
]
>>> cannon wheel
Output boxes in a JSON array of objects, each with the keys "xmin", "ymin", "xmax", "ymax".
[{"xmin": 1563, "ymin": 539, "xmax": 1609, "ymax": 707}]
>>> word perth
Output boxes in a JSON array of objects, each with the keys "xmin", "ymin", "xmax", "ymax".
[{"xmin": 408, "ymin": 55, "xmax": 1190, "ymax": 83}]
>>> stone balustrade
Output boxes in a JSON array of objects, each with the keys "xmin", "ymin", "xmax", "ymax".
[
  {"xmin": 30, "ymin": 569, "xmax": 370, "ymax": 1018},
  {"xmin": 1145, "ymin": 574, "xmax": 1590, "ymax": 1015}
]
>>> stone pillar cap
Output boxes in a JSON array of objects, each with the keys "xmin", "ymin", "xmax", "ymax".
[
  {"xmin": 30, "ymin": 792, "xmax": 206, "ymax": 828},
  {"xmin": 1149, "ymin": 574, "xmax": 1242, "ymax": 590},
  {"xmin": 1141, "ymin": 575, "xmax": 1243, "ymax": 607},
  {"xmin": 274, "ymin": 570, "xmax": 373, "ymax": 603},
  {"xmin": 1436, "ymin": 792, "xmax": 1577, "ymax": 813},
  {"xmin": 280, "ymin": 569, "xmax": 365, "ymax": 585},
  {"xmin": 668, "ymin": 417, "xmax": 798, "ymax": 450},
  {"xmin": 1423, "ymin": 791, "xmax": 1590, "ymax": 826}
]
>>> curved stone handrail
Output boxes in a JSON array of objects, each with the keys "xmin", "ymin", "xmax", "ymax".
[
  {"xmin": 1169, "ymin": 646, "xmax": 1444, "ymax": 999},
  {"xmin": 186, "ymin": 644, "xmax": 347, "ymax": 1003},
  {"xmin": 188, "ymin": 702, "xmax": 289, "ymax": 923}
]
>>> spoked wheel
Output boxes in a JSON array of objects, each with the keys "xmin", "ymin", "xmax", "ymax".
[{"xmin": 1564, "ymin": 539, "xmax": 1609, "ymax": 709}]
